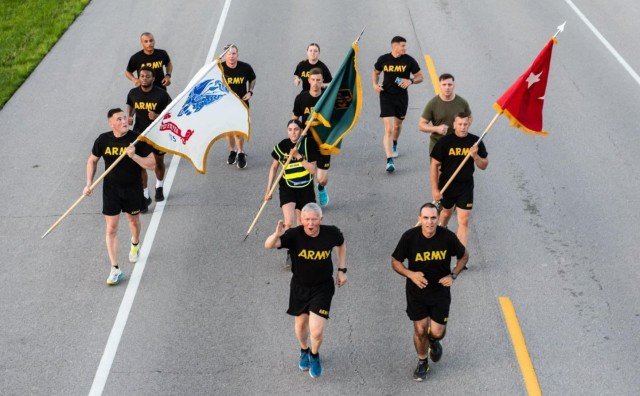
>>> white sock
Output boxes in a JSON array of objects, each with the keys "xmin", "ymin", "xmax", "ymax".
[
  {"xmin": 143, "ymin": 188, "xmax": 149, "ymax": 198},
  {"xmin": 156, "ymin": 180, "xmax": 164, "ymax": 188}
]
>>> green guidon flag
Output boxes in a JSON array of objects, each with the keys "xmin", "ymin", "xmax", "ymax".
[{"xmin": 309, "ymin": 42, "xmax": 362, "ymax": 155}]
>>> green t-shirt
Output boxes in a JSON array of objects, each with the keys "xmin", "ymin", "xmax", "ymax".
[{"xmin": 421, "ymin": 95, "xmax": 471, "ymax": 152}]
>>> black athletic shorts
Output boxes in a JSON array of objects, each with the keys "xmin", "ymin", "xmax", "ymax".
[
  {"xmin": 287, "ymin": 278, "xmax": 335, "ymax": 319},
  {"xmin": 279, "ymin": 183, "xmax": 316, "ymax": 210},
  {"xmin": 317, "ymin": 154, "xmax": 331, "ymax": 170},
  {"xmin": 441, "ymin": 187, "xmax": 474, "ymax": 211},
  {"xmin": 379, "ymin": 92, "xmax": 408, "ymax": 119},
  {"xmin": 406, "ymin": 293, "xmax": 451, "ymax": 324},
  {"xmin": 102, "ymin": 183, "xmax": 144, "ymax": 216},
  {"xmin": 133, "ymin": 128, "xmax": 165, "ymax": 156}
]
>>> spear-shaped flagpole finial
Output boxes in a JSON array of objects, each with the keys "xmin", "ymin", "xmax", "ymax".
[
  {"xmin": 355, "ymin": 26, "xmax": 366, "ymax": 43},
  {"xmin": 554, "ymin": 21, "xmax": 566, "ymax": 38},
  {"xmin": 214, "ymin": 43, "xmax": 234, "ymax": 62}
]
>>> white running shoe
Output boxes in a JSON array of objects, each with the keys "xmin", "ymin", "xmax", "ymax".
[
  {"xmin": 107, "ymin": 267, "xmax": 123, "ymax": 285},
  {"xmin": 129, "ymin": 243, "xmax": 140, "ymax": 263}
]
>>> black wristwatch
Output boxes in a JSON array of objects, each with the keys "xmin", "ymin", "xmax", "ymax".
[
  {"xmin": 450, "ymin": 272, "xmax": 458, "ymax": 280},
  {"xmin": 338, "ymin": 268, "xmax": 347, "ymax": 273},
  {"xmin": 165, "ymin": 73, "xmax": 171, "ymax": 77}
]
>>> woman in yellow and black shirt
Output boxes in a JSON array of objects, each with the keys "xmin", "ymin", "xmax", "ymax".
[{"xmin": 265, "ymin": 119, "xmax": 319, "ymax": 229}]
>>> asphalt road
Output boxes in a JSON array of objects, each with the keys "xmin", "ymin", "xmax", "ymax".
[{"xmin": 1, "ymin": 0, "xmax": 639, "ymax": 395}]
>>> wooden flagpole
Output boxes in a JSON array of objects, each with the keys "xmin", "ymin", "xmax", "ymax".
[
  {"xmin": 41, "ymin": 152, "xmax": 129, "ymax": 239},
  {"xmin": 243, "ymin": 28, "xmax": 365, "ymax": 241},
  {"xmin": 42, "ymin": 47, "xmax": 235, "ymax": 239},
  {"xmin": 243, "ymin": 117, "xmax": 316, "ymax": 241}
]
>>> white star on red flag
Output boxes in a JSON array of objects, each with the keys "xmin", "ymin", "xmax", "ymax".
[{"xmin": 526, "ymin": 71, "xmax": 542, "ymax": 88}]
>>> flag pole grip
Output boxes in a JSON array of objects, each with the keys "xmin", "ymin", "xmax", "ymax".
[
  {"xmin": 41, "ymin": 151, "xmax": 129, "ymax": 239},
  {"xmin": 243, "ymin": 116, "xmax": 316, "ymax": 240},
  {"xmin": 437, "ymin": 112, "xmax": 500, "ymax": 197}
]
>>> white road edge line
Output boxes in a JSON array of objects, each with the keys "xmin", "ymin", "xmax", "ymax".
[
  {"xmin": 564, "ymin": 0, "xmax": 640, "ymax": 86},
  {"xmin": 88, "ymin": 1, "xmax": 232, "ymax": 394}
]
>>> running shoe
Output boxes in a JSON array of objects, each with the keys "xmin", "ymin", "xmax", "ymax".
[
  {"xmin": 392, "ymin": 144, "xmax": 399, "ymax": 158},
  {"xmin": 318, "ymin": 187, "xmax": 329, "ymax": 207},
  {"xmin": 106, "ymin": 267, "xmax": 123, "ymax": 285},
  {"xmin": 155, "ymin": 187, "xmax": 164, "ymax": 202},
  {"xmin": 298, "ymin": 349, "xmax": 310, "ymax": 371},
  {"xmin": 141, "ymin": 196, "xmax": 152, "ymax": 214},
  {"xmin": 386, "ymin": 159, "xmax": 395, "ymax": 173},
  {"xmin": 237, "ymin": 153, "xmax": 247, "ymax": 169},
  {"xmin": 309, "ymin": 354, "xmax": 322, "ymax": 378},
  {"xmin": 129, "ymin": 243, "xmax": 140, "ymax": 263},
  {"xmin": 429, "ymin": 340, "xmax": 443, "ymax": 363},
  {"xmin": 227, "ymin": 151, "xmax": 237, "ymax": 165},
  {"xmin": 413, "ymin": 359, "xmax": 429, "ymax": 381}
]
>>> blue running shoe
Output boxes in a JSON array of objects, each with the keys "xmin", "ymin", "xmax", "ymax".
[
  {"xmin": 318, "ymin": 187, "xmax": 329, "ymax": 207},
  {"xmin": 299, "ymin": 349, "xmax": 310, "ymax": 371},
  {"xmin": 386, "ymin": 159, "xmax": 395, "ymax": 173},
  {"xmin": 309, "ymin": 354, "xmax": 322, "ymax": 378}
]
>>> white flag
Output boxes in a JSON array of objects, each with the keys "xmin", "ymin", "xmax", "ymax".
[{"xmin": 139, "ymin": 59, "xmax": 250, "ymax": 173}]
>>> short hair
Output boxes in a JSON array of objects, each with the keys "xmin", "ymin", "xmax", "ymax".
[
  {"xmin": 420, "ymin": 202, "xmax": 439, "ymax": 214},
  {"xmin": 287, "ymin": 119, "xmax": 304, "ymax": 129},
  {"xmin": 140, "ymin": 32, "xmax": 153, "ymax": 39},
  {"xmin": 307, "ymin": 43, "xmax": 320, "ymax": 51},
  {"xmin": 302, "ymin": 202, "xmax": 323, "ymax": 217},
  {"xmin": 455, "ymin": 111, "xmax": 471, "ymax": 120},
  {"xmin": 391, "ymin": 36, "xmax": 406, "ymax": 44},
  {"xmin": 139, "ymin": 65, "xmax": 155, "ymax": 77},
  {"xmin": 439, "ymin": 73, "xmax": 455, "ymax": 81},
  {"xmin": 308, "ymin": 67, "xmax": 323, "ymax": 77},
  {"xmin": 107, "ymin": 108, "xmax": 124, "ymax": 118},
  {"xmin": 224, "ymin": 44, "xmax": 238, "ymax": 52}
]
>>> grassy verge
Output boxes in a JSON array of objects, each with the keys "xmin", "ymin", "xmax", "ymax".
[{"xmin": 0, "ymin": 0, "xmax": 90, "ymax": 109}]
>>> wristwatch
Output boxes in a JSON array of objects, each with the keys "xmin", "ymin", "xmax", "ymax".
[
  {"xmin": 338, "ymin": 268, "xmax": 347, "ymax": 273},
  {"xmin": 450, "ymin": 272, "xmax": 458, "ymax": 280}
]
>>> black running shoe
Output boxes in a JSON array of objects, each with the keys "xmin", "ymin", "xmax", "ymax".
[
  {"xmin": 429, "ymin": 340, "xmax": 443, "ymax": 363},
  {"xmin": 141, "ymin": 196, "xmax": 152, "ymax": 213},
  {"xmin": 413, "ymin": 359, "xmax": 429, "ymax": 381},
  {"xmin": 227, "ymin": 151, "xmax": 237, "ymax": 165},
  {"xmin": 237, "ymin": 153, "xmax": 247, "ymax": 169},
  {"xmin": 155, "ymin": 187, "xmax": 164, "ymax": 202}
]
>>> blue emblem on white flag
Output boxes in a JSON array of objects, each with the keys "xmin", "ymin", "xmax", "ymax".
[{"xmin": 178, "ymin": 79, "xmax": 229, "ymax": 116}]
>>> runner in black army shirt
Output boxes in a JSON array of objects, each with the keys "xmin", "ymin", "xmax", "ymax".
[
  {"xmin": 84, "ymin": 108, "xmax": 155, "ymax": 285},
  {"xmin": 125, "ymin": 32, "xmax": 173, "ymax": 90},
  {"xmin": 126, "ymin": 67, "xmax": 172, "ymax": 206},
  {"xmin": 292, "ymin": 68, "xmax": 332, "ymax": 207},
  {"xmin": 265, "ymin": 202, "xmax": 347, "ymax": 378},
  {"xmin": 430, "ymin": 112, "xmax": 488, "ymax": 250},
  {"xmin": 293, "ymin": 43, "xmax": 332, "ymax": 91},
  {"xmin": 392, "ymin": 202, "xmax": 468, "ymax": 381},
  {"xmin": 221, "ymin": 44, "xmax": 256, "ymax": 169},
  {"xmin": 372, "ymin": 36, "xmax": 423, "ymax": 172}
]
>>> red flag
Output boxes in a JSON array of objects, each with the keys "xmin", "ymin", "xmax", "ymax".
[{"xmin": 493, "ymin": 38, "xmax": 556, "ymax": 136}]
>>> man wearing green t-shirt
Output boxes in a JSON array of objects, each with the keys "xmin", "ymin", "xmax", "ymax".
[{"xmin": 418, "ymin": 73, "xmax": 472, "ymax": 154}]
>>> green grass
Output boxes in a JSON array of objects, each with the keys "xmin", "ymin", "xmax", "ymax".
[{"xmin": 0, "ymin": 0, "xmax": 90, "ymax": 109}]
